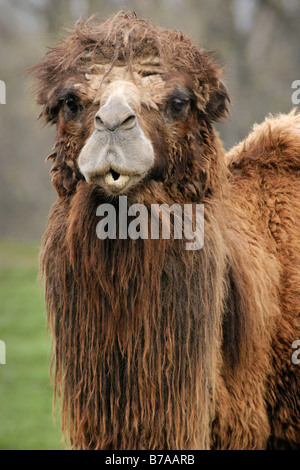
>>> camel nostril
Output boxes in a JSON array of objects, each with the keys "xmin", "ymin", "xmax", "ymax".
[
  {"xmin": 122, "ymin": 115, "xmax": 136, "ymax": 127},
  {"xmin": 94, "ymin": 105, "xmax": 137, "ymax": 132},
  {"xmin": 95, "ymin": 115, "xmax": 104, "ymax": 128}
]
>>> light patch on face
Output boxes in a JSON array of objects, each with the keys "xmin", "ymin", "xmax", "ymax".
[
  {"xmin": 100, "ymin": 80, "xmax": 143, "ymax": 114},
  {"xmin": 84, "ymin": 64, "xmax": 166, "ymax": 111}
]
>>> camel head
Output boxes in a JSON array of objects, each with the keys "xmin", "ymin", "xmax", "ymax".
[{"xmin": 33, "ymin": 11, "xmax": 229, "ymax": 198}]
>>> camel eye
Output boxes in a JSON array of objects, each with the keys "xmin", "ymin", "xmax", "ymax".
[
  {"xmin": 171, "ymin": 97, "xmax": 187, "ymax": 112},
  {"xmin": 65, "ymin": 96, "xmax": 78, "ymax": 114}
]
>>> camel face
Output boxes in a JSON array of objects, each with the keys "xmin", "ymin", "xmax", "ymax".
[
  {"xmin": 76, "ymin": 62, "xmax": 200, "ymax": 195},
  {"xmin": 78, "ymin": 73, "xmax": 156, "ymax": 195},
  {"xmin": 50, "ymin": 58, "xmax": 201, "ymax": 196},
  {"xmin": 77, "ymin": 63, "xmax": 197, "ymax": 195}
]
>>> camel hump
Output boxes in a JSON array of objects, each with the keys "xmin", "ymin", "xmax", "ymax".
[{"xmin": 226, "ymin": 109, "xmax": 300, "ymax": 172}]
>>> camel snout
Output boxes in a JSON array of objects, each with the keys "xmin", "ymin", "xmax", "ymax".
[{"xmin": 95, "ymin": 97, "xmax": 137, "ymax": 133}]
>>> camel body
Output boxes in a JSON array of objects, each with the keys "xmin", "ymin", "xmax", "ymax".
[{"xmin": 33, "ymin": 12, "xmax": 300, "ymax": 449}]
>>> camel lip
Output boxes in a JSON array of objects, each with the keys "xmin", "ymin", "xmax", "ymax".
[
  {"xmin": 89, "ymin": 169, "xmax": 144, "ymax": 194},
  {"xmin": 88, "ymin": 167, "xmax": 136, "ymax": 181}
]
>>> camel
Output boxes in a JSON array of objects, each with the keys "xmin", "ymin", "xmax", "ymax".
[{"xmin": 32, "ymin": 12, "xmax": 300, "ymax": 449}]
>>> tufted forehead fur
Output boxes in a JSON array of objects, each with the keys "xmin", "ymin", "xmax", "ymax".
[{"xmin": 33, "ymin": 11, "xmax": 227, "ymax": 116}]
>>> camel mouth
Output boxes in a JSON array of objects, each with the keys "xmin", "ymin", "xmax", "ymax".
[
  {"xmin": 110, "ymin": 169, "xmax": 121, "ymax": 181},
  {"xmin": 104, "ymin": 170, "xmax": 130, "ymax": 190},
  {"xmin": 90, "ymin": 169, "xmax": 142, "ymax": 194}
]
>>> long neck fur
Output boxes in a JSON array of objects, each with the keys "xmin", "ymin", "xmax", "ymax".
[{"xmin": 41, "ymin": 136, "xmax": 276, "ymax": 450}]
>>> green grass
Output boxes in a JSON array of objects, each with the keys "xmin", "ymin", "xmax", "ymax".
[{"xmin": 0, "ymin": 239, "xmax": 63, "ymax": 449}]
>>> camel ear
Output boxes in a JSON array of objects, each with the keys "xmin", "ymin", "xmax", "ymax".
[{"xmin": 206, "ymin": 80, "xmax": 230, "ymax": 121}]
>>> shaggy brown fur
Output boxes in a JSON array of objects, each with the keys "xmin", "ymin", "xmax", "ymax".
[
  {"xmin": 32, "ymin": 12, "xmax": 300, "ymax": 449},
  {"xmin": 225, "ymin": 112, "xmax": 300, "ymax": 449}
]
